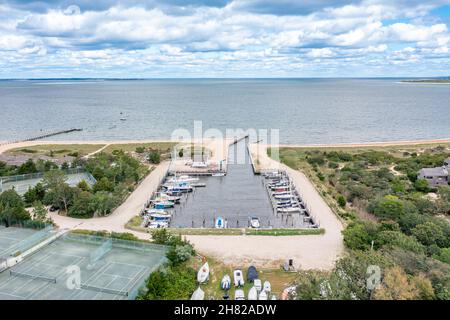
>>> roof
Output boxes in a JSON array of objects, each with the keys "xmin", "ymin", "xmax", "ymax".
[{"xmin": 419, "ymin": 167, "xmax": 448, "ymax": 177}]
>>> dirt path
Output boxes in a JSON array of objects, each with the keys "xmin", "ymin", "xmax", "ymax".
[{"xmin": 82, "ymin": 144, "xmax": 111, "ymax": 159}]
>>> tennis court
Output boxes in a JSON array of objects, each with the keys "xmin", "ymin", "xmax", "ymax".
[
  {"xmin": 0, "ymin": 226, "xmax": 42, "ymax": 258},
  {"xmin": 0, "ymin": 171, "xmax": 95, "ymax": 195},
  {"xmin": 0, "ymin": 233, "xmax": 168, "ymax": 300}
]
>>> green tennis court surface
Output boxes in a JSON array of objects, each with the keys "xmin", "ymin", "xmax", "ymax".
[{"xmin": 0, "ymin": 233, "xmax": 168, "ymax": 300}]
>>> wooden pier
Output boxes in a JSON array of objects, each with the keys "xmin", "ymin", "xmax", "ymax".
[{"xmin": 0, "ymin": 128, "xmax": 83, "ymax": 146}]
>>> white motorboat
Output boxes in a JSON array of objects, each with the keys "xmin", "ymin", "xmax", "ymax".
[
  {"xmin": 167, "ymin": 175, "xmax": 199, "ymax": 183},
  {"xmin": 259, "ymin": 290, "xmax": 268, "ymax": 300},
  {"xmin": 248, "ymin": 286, "xmax": 258, "ymax": 300},
  {"xmin": 277, "ymin": 207, "xmax": 302, "ymax": 214},
  {"xmin": 212, "ymin": 172, "xmax": 226, "ymax": 177},
  {"xmin": 191, "ymin": 287, "xmax": 205, "ymax": 300},
  {"xmin": 234, "ymin": 289, "xmax": 245, "ymax": 300},
  {"xmin": 233, "ymin": 269, "xmax": 245, "ymax": 287},
  {"xmin": 148, "ymin": 221, "xmax": 169, "ymax": 229},
  {"xmin": 254, "ymin": 279, "xmax": 262, "ymax": 292},
  {"xmin": 263, "ymin": 281, "xmax": 271, "ymax": 293},
  {"xmin": 249, "ymin": 217, "xmax": 260, "ymax": 229},
  {"xmin": 197, "ymin": 262, "xmax": 209, "ymax": 284},
  {"xmin": 221, "ymin": 275, "xmax": 231, "ymax": 290},
  {"xmin": 271, "ymin": 295, "xmax": 277, "ymax": 300},
  {"xmin": 274, "ymin": 194, "xmax": 297, "ymax": 200}
]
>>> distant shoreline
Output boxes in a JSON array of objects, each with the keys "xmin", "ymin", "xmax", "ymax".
[{"xmin": 400, "ymin": 79, "xmax": 450, "ymax": 84}]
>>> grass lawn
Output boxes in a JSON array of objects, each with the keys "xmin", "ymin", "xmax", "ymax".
[
  {"xmin": 245, "ymin": 228, "xmax": 324, "ymax": 236},
  {"xmin": 189, "ymin": 256, "xmax": 298, "ymax": 300},
  {"xmin": 7, "ymin": 144, "xmax": 105, "ymax": 157},
  {"xmin": 103, "ymin": 142, "xmax": 176, "ymax": 154}
]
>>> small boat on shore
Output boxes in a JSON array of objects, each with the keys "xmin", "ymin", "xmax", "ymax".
[
  {"xmin": 215, "ymin": 217, "xmax": 225, "ymax": 229},
  {"xmin": 191, "ymin": 287, "xmax": 205, "ymax": 300},
  {"xmin": 259, "ymin": 290, "xmax": 268, "ymax": 300},
  {"xmin": 197, "ymin": 262, "xmax": 209, "ymax": 284},
  {"xmin": 249, "ymin": 217, "xmax": 260, "ymax": 229},
  {"xmin": 235, "ymin": 289, "xmax": 245, "ymax": 300},
  {"xmin": 248, "ymin": 286, "xmax": 257, "ymax": 300},
  {"xmin": 233, "ymin": 269, "xmax": 244, "ymax": 287},
  {"xmin": 148, "ymin": 221, "xmax": 168, "ymax": 229},
  {"xmin": 263, "ymin": 281, "xmax": 271, "ymax": 293},
  {"xmin": 221, "ymin": 275, "xmax": 231, "ymax": 290}
]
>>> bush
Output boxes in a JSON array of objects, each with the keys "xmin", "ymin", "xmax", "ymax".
[
  {"xmin": 412, "ymin": 222, "xmax": 447, "ymax": 248},
  {"xmin": 414, "ymin": 179, "xmax": 430, "ymax": 192},
  {"xmin": 337, "ymin": 195, "xmax": 346, "ymax": 208},
  {"xmin": 140, "ymin": 265, "xmax": 197, "ymax": 300},
  {"xmin": 343, "ymin": 221, "xmax": 378, "ymax": 251},
  {"xmin": 368, "ymin": 195, "xmax": 405, "ymax": 220},
  {"xmin": 148, "ymin": 152, "xmax": 161, "ymax": 164}
]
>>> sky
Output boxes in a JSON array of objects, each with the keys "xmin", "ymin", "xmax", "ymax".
[{"xmin": 0, "ymin": 0, "xmax": 449, "ymax": 78}]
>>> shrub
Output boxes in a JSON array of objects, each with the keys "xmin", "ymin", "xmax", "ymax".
[
  {"xmin": 337, "ymin": 195, "xmax": 346, "ymax": 208},
  {"xmin": 148, "ymin": 152, "xmax": 161, "ymax": 164}
]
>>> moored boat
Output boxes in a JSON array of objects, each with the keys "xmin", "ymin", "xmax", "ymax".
[
  {"xmin": 221, "ymin": 275, "xmax": 231, "ymax": 290},
  {"xmin": 191, "ymin": 287, "xmax": 205, "ymax": 300},
  {"xmin": 197, "ymin": 262, "xmax": 210, "ymax": 284},
  {"xmin": 248, "ymin": 286, "xmax": 257, "ymax": 300}
]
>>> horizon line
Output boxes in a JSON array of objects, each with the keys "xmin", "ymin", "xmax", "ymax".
[{"xmin": 1, "ymin": 76, "xmax": 449, "ymax": 81}]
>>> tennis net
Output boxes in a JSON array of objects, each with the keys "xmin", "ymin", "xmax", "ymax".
[
  {"xmin": 10, "ymin": 270, "xmax": 57, "ymax": 283},
  {"xmin": 81, "ymin": 283, "xmax": 128, "ymax": 297}
]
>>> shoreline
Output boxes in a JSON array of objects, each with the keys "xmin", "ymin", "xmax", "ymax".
[{"xmin": 1, "ymin": 137, "xmax": 450, "ymax": 154}]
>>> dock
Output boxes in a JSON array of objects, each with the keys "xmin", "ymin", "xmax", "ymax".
[{"xmin": 0, "ymin": 128, "xmax": 83, "ymax": 146}]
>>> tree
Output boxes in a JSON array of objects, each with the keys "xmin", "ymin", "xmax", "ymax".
[
  {"xmin": 77, "ymin": 180, "xmax": 91, "ymax": 192},
  {"xmin": 42, "ymin": 170, "xmax": 67, "ymax": 190},
  {"xmin": 17, "ymin": 159, "xmax": 37, "ymax": 174},
  {"xmin": 91, "ymin": 191, "xmax": 118, "ymax": 216},
  {"xmin": 376, "ymin": 230, "xmax": 425, "ymax": 254},
  {"xmin": 61, "ymin": 162, "xmax": 69, "ymax": 170},
  {"xmin": 0, "ymin": 189, "xmax": 30, "ymax": 223},
  {"xmin": 93, "ymin": 177, "xmax": 114, "ymax": 193},
  {"xmin": 32, "ymin": 201, "xmax": 48, "ymax": 222},
  {"xmin": 343, "ymin": 221, "xmax": 378, "ymax": 251},
  {"xmin": 23, "ymin": 182, "xmax": 46, "ymax": 205},
  {"xmin": 166, "ymin": 244, "xmax": 195, "ymax": 266},
  {"xmin": 412, "ymin": 222, "xmax": 446, "ymax": 248},
  {"xmin": 369, "ymin": 195, "xmax": 405, "ymax": 220},
  {"xmin": 68, "ymin": 190, "xmax": 95, "ymax": 218},
  {"xmin": 373, "ymin": 266, "xmax": 420, "ymax": 300},
  {"xmin": 414, "ymin": 179, "xmax": 430, "ymax": 192}
]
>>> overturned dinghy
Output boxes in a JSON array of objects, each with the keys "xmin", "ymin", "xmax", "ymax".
[
  {"xmin": 235, "ymin": 289, "xmax": 245, "ymax": 300},
  {"xmin": 221, "ymin": 275, "xmax": 231, "ymax": 290},
  {"xmin": 191, "ymin": 287, "xmax": 205, "ymax": 300},
  {"xmin": 197, "ymin": 262, "xmax": 209, "ymax": 284},
  {"xmin": 248, "ymin": 286, "xmax": 258, "ymax": 300},
  {"xmin": 263, "ymin": 281, "xmax": 271, "ymax": 293},
  {"xmin": 259, "ymin": 290, "xmax": 268, "ymax": 300}
]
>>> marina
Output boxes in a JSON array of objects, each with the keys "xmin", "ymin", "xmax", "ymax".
[{"xmin": 140, "ymin": 140, "xmax": 318, "ymax": 229}]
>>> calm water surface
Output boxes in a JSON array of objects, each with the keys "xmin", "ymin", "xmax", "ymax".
[{"xmin": 0, "ymin": 79, "xmax": 449, "ymax": 144}]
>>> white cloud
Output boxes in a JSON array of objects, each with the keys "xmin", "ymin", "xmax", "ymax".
[{"xmin": 0, "ymin": 0, "xmax": 449, "ymax": 77}]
